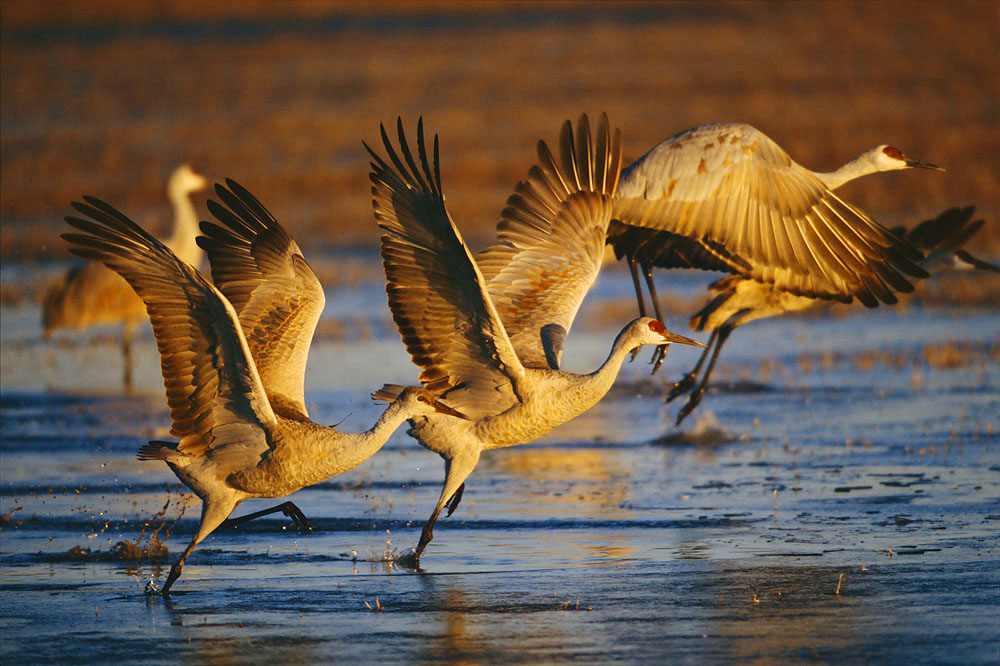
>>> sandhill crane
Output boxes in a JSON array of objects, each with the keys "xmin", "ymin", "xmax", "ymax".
[
  {"xmin": 61, "ymin": 182, "xmax": 467, "ymax": 595},
  {"xmin": 608, "ymin": 122, "xmax": 942, "ymax": 374},
  {"xmin": 366, "ymin": 115, "xmax": 703, "ymax": 562},
  {"xmin": 43, "ymin": 165, "xmax": 208, "ymax": 387},
  {"xmin": 667, "ymin": 206, "xmax": 998, "ymax": 422}
]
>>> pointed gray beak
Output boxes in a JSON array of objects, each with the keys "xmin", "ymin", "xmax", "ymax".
[
  {"xmin": 662, "ymin": 331, "xmax": 706, "ymax": 348},
  {"xmin": 905, "ymin": 156, "xmax": 944, "ymax": 171},
  {"xmin": 433, "ymin": 400, "xmax": 471, "ymax": 420}
]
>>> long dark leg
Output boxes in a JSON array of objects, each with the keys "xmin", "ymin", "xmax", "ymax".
[
  {"xmin": 667, "ymin": 328, "xmax": 719, "ymax": 403},
  {"xmin": 627, "ymin": 254, "xmax": 647, "ymax": 363},
  {"xmin": 675, "ymin": 326, "xmax": 733, "ymax": 425},
  {"xmin": 445, "ymin": 483, "xmax": 465, "ymax": 517},
  {"xmin": 408, "ymin": 450, "xmax": 480, "ymax": 563},
  {"xmin": 643, "ymin": 261, "xmax": 669, "ymax": 373},
  {"xmin": 221, "ymin": 501, "xmax": 312, "ymax": 534},
  {"xmin": 122, "ymin": 321, "xmax": 135, "ymax": 390},
  {"xmin": 157, "ymin": 498, "xmax": 235, "ymax": 596}
]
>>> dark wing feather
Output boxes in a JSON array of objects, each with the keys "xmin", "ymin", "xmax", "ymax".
[
  {"xmin": 367, "ymin": 118, "xmax": 525, "ymax": 419},
  {"xmin": 63, "ymin": 197, "xmax": 274, "ymax": 459},
  {"xmin": 476, "ymin": 113, "xmax": 623, "ymax": 369},
  {"xmin": 198, "ymin": 180, "xmax": 325, "ymax": 417}
]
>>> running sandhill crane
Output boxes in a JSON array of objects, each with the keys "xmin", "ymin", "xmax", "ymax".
[
  {"xmin": 43, "ymin": 165, "xmax": 208, "ymax": 387},
  {"xmin": 366, "ymin": 115, "xmax": 703, "ymax": 562},
  {"xmin": 608, "ymin": 122, "xmax": 942, "ymax": 375},
  {"xmin": 666, "ymin": 206, "xmax": 998, "ymax": 422},
  {"xmin": 61, "ymin": 182, "xmax": 467, "ymax": 595}
]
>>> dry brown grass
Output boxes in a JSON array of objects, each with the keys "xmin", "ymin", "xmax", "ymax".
[{"xmin": 2, "ymin": 1, "xmax": 998, "ymax": 261}]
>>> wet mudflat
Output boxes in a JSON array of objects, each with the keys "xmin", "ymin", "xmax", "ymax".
[{"xmin": 1, "ymin": 266, "xmax": 998, "ymax": 664}]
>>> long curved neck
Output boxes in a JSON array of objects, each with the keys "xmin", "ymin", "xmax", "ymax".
[
  {"xmin": 584, "ymin": 328, "xmax": 640, "ymax": 399},
  {"xmin": 315, "ymin": 399, "xmax": 413, "ymax": 478},
  {"xmin": 166, "ymin": 185, "xmax": 202, "ymax": 267},
  {"xmin": 812, "ymin": 150, "xmax": 881, "ymax": 190}
]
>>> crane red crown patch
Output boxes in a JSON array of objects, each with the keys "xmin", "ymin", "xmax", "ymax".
[
  {"xmin": 648, "ymin": 320, "xmax": 666, "ymax": 334},
  {"xmin": 882, "ymin": 146, "xmax": 904, "ymax": 160}
]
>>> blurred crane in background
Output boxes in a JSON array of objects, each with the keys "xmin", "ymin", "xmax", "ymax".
[{"xmin": 43, "ymin": 165, "xmax": 207, "ymax": 388}]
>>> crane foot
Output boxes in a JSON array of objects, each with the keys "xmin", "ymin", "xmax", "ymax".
[
  {"xmin": 666, "ymin": 373, "xmax": 697, "ymax": 402},
  {"xmin": 675, "ymin": 388, "xmax": 705, "ymax": 425},
  {"xmin": 649, "ymin": 345, "xmax": 667, "ymax": 375},
  {"xmin": 282, "ymin": 502, "xmax": 313, "ymax": 534}
]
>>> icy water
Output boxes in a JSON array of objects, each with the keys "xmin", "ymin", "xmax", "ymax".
[{"xmin": 1, "ymin": 263, "xmax": 998, "ymax": 664}]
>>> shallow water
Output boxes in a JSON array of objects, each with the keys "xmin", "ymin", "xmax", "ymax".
[{"xmin": 1, "ymin": 262, "xmax": 998, "ymax": 664}]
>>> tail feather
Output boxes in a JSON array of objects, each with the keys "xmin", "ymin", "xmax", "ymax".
[
  {"xmin": 371, "ymin": 384, "xmax": 408, "ymax": 403},
  {"xmin": 136, "ymin": 440, "xmax": 179, "ymax": 461}
]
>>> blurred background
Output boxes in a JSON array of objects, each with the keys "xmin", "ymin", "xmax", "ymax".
[{"xmin": 2, "ymin": 0, "xmax": 998, "ymax": 269}]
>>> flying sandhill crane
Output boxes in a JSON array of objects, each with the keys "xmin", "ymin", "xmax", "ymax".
[
  {"xmin": 366, "ymin": 115, "xmax": 703, "ymax": 563},
  {"xmin": 61, "ymin": 183, "xmax": 467, "ymax": 595},
  {"xmin": 667, "ymin": 206, "xmax": 998, "ymax": 422},
  {"xmin": 608, "ymin": 122, "xmax": 942, "ymax": 374},
  {"xmin": 43, "ymin": 165, "xmax": 208, "ymax": 388}
]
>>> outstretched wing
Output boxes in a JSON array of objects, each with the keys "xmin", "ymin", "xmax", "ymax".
[
  {"xmin": 476, "ymin": 113, "xmax": 623, "ymax": 369},
  {"xmin": 198, "ymin": 180, "xmax": 324, "ymax": 418},
  {"xmin": 367, "ymin": 118, "xmax": 525, "ymax": 419},
  {"xmin": 613, "ymin": 122, "xmax": 928, "ymax": 307},
  {"xmin": 63, "ymin": 197, "xmax": 275, "ymax": 459}
]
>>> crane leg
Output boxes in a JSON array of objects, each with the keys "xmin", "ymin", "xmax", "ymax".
[
  {"xmin": 627, "ymin": 254, "xmax": 647, "ymax": 363},
  {"xmin": 157, "ymin": 497, "xmax": 236, "ymax": 596},
  {"xmin": 642, "ymin": 261, "xmax": 668, "ymax": 373},
  {"xmin": 221, "ymin": 500, "xmax": 313, "ymax": 534},
  {"xmin": 445, "ymin": 483, "xmax": 465, "ymax": 517},
  {"xmin": 675, "ymin": 326, "xmax": 732, "ymax": 425},
  {"xmin": 667, "ymin": 329, "xmax": 719, "ymax": 403},
  {"xmin": 122, "ymin": 321, "xmax": 135, "ymax": 390},
  {"xmin": 411, "ymin": 450, "xmax": 480, "ymax": 562}
]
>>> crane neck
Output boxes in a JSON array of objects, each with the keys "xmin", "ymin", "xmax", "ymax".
[
  {"xmin": 586, "ymin": 327, "xmax": 642, "ymax": 396},
  {"xmin": 315, "ymin": 398, "xmax": 413, "ymax": 477},
  {"xmin": 165, "ymin": 185, "xmax": 203, "ymax": 268},
  {"xmin": 812, "ymin": 150, "xmax": 883, "ymax": 190}
]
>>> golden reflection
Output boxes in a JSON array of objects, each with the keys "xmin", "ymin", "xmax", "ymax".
[
  {"xmin": 420, "ymin": 579, "xmax": 581, "ymax": 664},
  {"xmin": 482, "ymin": 446, "xmax": 633, "ymax": 521},
  {"xmin": 425, "ymin": 587, "xmax": 478, "ymax": 666}
]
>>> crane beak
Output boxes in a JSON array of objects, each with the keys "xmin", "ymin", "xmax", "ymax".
[
  {"xmin": 905, "ymin": 156, "xmax": 944, "ymax": 171},
  {"xmin": 433, "ymin": 400, "xmax": 471, "ymax": 420},
  {"xmin": 662, "ymin": 331, "xmax": 706, "ymax": 348},
  {"xmin": 955, "ymin": 250, "xmax": 1000, "ymax": 273}
]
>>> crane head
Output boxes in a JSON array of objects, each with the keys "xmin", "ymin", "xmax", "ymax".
[
  {"xmin": 627, "ymin": 317, "xmax": 706, "ymax": 349},
  {"xmin": 168, "ymin": 165, "xmax": 208, "ymax": 197},
  {"xmin": 399, "ymin": 386, "xmax": 470, "ymax": 420},
  {"xmin": 874, "ymin": 145, "xmax": 944, "ymax": 173}
]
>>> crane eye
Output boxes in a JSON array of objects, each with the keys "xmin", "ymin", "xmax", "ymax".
[
  {"xmin": 882, "ymin": 146, "xmax": 903, "ymax": 160},
  {"xmin": 418, "ymin": 395, "xmax": 428, "ymax": 403},
  {"xmin": 647, "ymin": 320, "xmax": 666, "ymax": 334}
]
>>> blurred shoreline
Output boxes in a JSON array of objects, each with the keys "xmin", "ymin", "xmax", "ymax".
[{"xmin": 2, "ymin": 1, "xmax": 997, "ymax": 261}]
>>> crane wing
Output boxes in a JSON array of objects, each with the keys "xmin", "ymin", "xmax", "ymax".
[
  {"xmin": 606, "ymin": 220, "xmax": 750, "ymax": 274},
  {"xmin": 367, "ymin": 118, "xmax": 526, "ymax": 419},
  {"xmin": 892, "ymin": 206, "xmax": 981, "ymax": 252},
  {"xmin": 197, "ymin": 180, "xmax": 325, "ymax": 419},
  {"xmin": 63, "ymin": 197, "xmax": 276, "ymax": 459},
  {"xmin": 477, "ymin": 114, "xmax": 623, "ymax": 369},
  {"xmin": 613, "ymin": 123, "xmax": 927, "ymax": 307}
]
